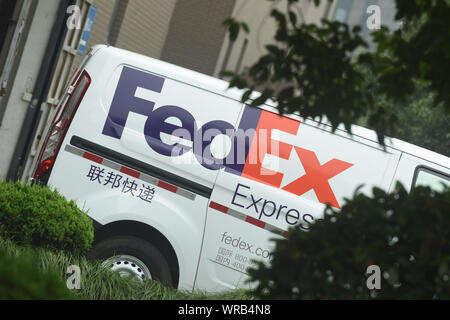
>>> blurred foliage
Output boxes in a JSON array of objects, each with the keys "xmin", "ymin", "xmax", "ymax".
[
  {"xmin": 356, "ymin": 66, "xmax": 450, "ymax": 156},
  {"xmin": 0, "ymin": 244, "xmax": 78, "ymax": 299},
  {"xmin": 221, "ymin": 0, "xmax": 450, "ymax": 147},
  {"xmin": 392, "ymin": 100, "xmax": 450, "ymax": 157},
  {"xmin": 223, "ymin": 17, "xmax": 249, "ymax": 42},
  {"xmin": 0, "ymin": 237, "xmax": 254, "ymax": 300},
  {"xmin": 247, "ymin": 184, "xmax": 450, "ymax": 299}
]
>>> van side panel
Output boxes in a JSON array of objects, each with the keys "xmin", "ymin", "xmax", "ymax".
[
  {"xmin": 195, "ymin": 106, "xmax": 401, "ymax": 291},
  {"xmin": 47, "ymin": 50, "xmax": 245, "ymax": 290}
]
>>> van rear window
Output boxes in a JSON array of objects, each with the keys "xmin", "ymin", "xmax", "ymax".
[{"xmin": 412, "ymin": 167, "xmax": 450, "ymax": 192}]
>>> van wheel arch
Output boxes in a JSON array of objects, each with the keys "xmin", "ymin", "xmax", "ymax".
[{"xmin": 91, "ymin": 220, "xmax": 179, "ymax": 288}]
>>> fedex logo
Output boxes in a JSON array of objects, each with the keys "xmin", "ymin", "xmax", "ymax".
[{"xmin": 102, "ymin": 66, "xmax": 353, "ymax": 208}]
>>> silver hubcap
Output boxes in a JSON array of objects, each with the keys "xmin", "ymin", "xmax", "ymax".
[{"xmin": 102, "ymin": 255, "xmax": 152, "ymax": 281}]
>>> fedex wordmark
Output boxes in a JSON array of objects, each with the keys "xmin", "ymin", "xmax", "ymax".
[{"xmin": 102, "ymin": 66, "xmax": 353, "ymax": 208}]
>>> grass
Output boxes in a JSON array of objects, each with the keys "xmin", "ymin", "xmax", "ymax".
[{"xmin": 0, "ymin": 237, "xmax": 255, "ymax": 300}]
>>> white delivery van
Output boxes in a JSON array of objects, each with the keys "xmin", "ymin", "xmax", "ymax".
[{"xmin": 31, "ymin": 45, "xmax": 450, "ymax": 291}]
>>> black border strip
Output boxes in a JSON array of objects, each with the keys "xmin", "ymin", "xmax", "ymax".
[{"xmin": 70, "ymin": 135, "xmax": 212, "ymax": 199}]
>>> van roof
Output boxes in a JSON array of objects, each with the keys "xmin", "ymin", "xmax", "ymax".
[{"xmin": 90, "ymin": 45, "xmax": 450, "ymax": 170}]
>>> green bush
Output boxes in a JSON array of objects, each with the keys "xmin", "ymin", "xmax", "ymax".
[
  {"xmin": 248, "ymin": 184, "xmax": 450, "ymax": 299},
  {"xmin": 0, "ymin": 181, "xmax": 93, "ymax": 255},
  {"xmin": 0, "ymin": 245, "xmax": 78, "ymax": 299}
]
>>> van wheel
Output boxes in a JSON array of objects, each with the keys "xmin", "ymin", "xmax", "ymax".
[{"xmin": 87, "ymin": 235, "xmax": 174, "ymax": 287}]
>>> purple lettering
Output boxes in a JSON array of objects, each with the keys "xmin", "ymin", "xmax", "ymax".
[
  {"xmin": 102, "ymin": 66, "xmax": 164, "ymax": 139},
  {"xmin": 144, "ymin": 105, "xmax": 195, "ymax": 156}
]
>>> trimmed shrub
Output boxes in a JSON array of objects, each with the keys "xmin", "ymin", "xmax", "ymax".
[
  {"xmin": 0, "ymin": 181, "xmax": 93, "ymax": 255},
  {"xmin": 0, "ymin": 245, "xmax": 78, "ymax": 299},
  {"xmin": 247, "ymin": 184, "xmax": 450, "ymax": 299}
]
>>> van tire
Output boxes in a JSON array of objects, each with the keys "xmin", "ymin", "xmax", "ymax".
[{"xmin": 87, "ymin": 235, "xmax": 174, "ymax": 287}]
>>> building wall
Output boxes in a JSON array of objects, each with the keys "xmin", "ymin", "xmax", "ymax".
[
  {"xmin": 213, "ymin": 0, "xmax": 283, "ymax": 78},
  {"xmin": 69, "ymin": 0, "xmax": 177, "ymax": 82},
  {"xmin": 160, "ymin": 0, "xmax": 236, "ymax": 76},
  {"xmin": 114, "ymin": 0, "xmax": 177, "ymax": 59},
  {"xmin": 213, "ymin": 0, "xmax": 397, "ymax": 78},
  {"xmin": 330, "ymin": 0, "xmax": 398, "ymax": 47},
  {"xmin": 213, "ymin": 0, "xmax": 338, "ymax": 78},
  {"xmin": 0, "ymin": 0, "xmax": 59, "ymax": 179}
]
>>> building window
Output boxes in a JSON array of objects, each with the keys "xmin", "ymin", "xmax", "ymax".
[{"xmin": 332, "ymin": 0, "xmax": 353, "ymax": 23}]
